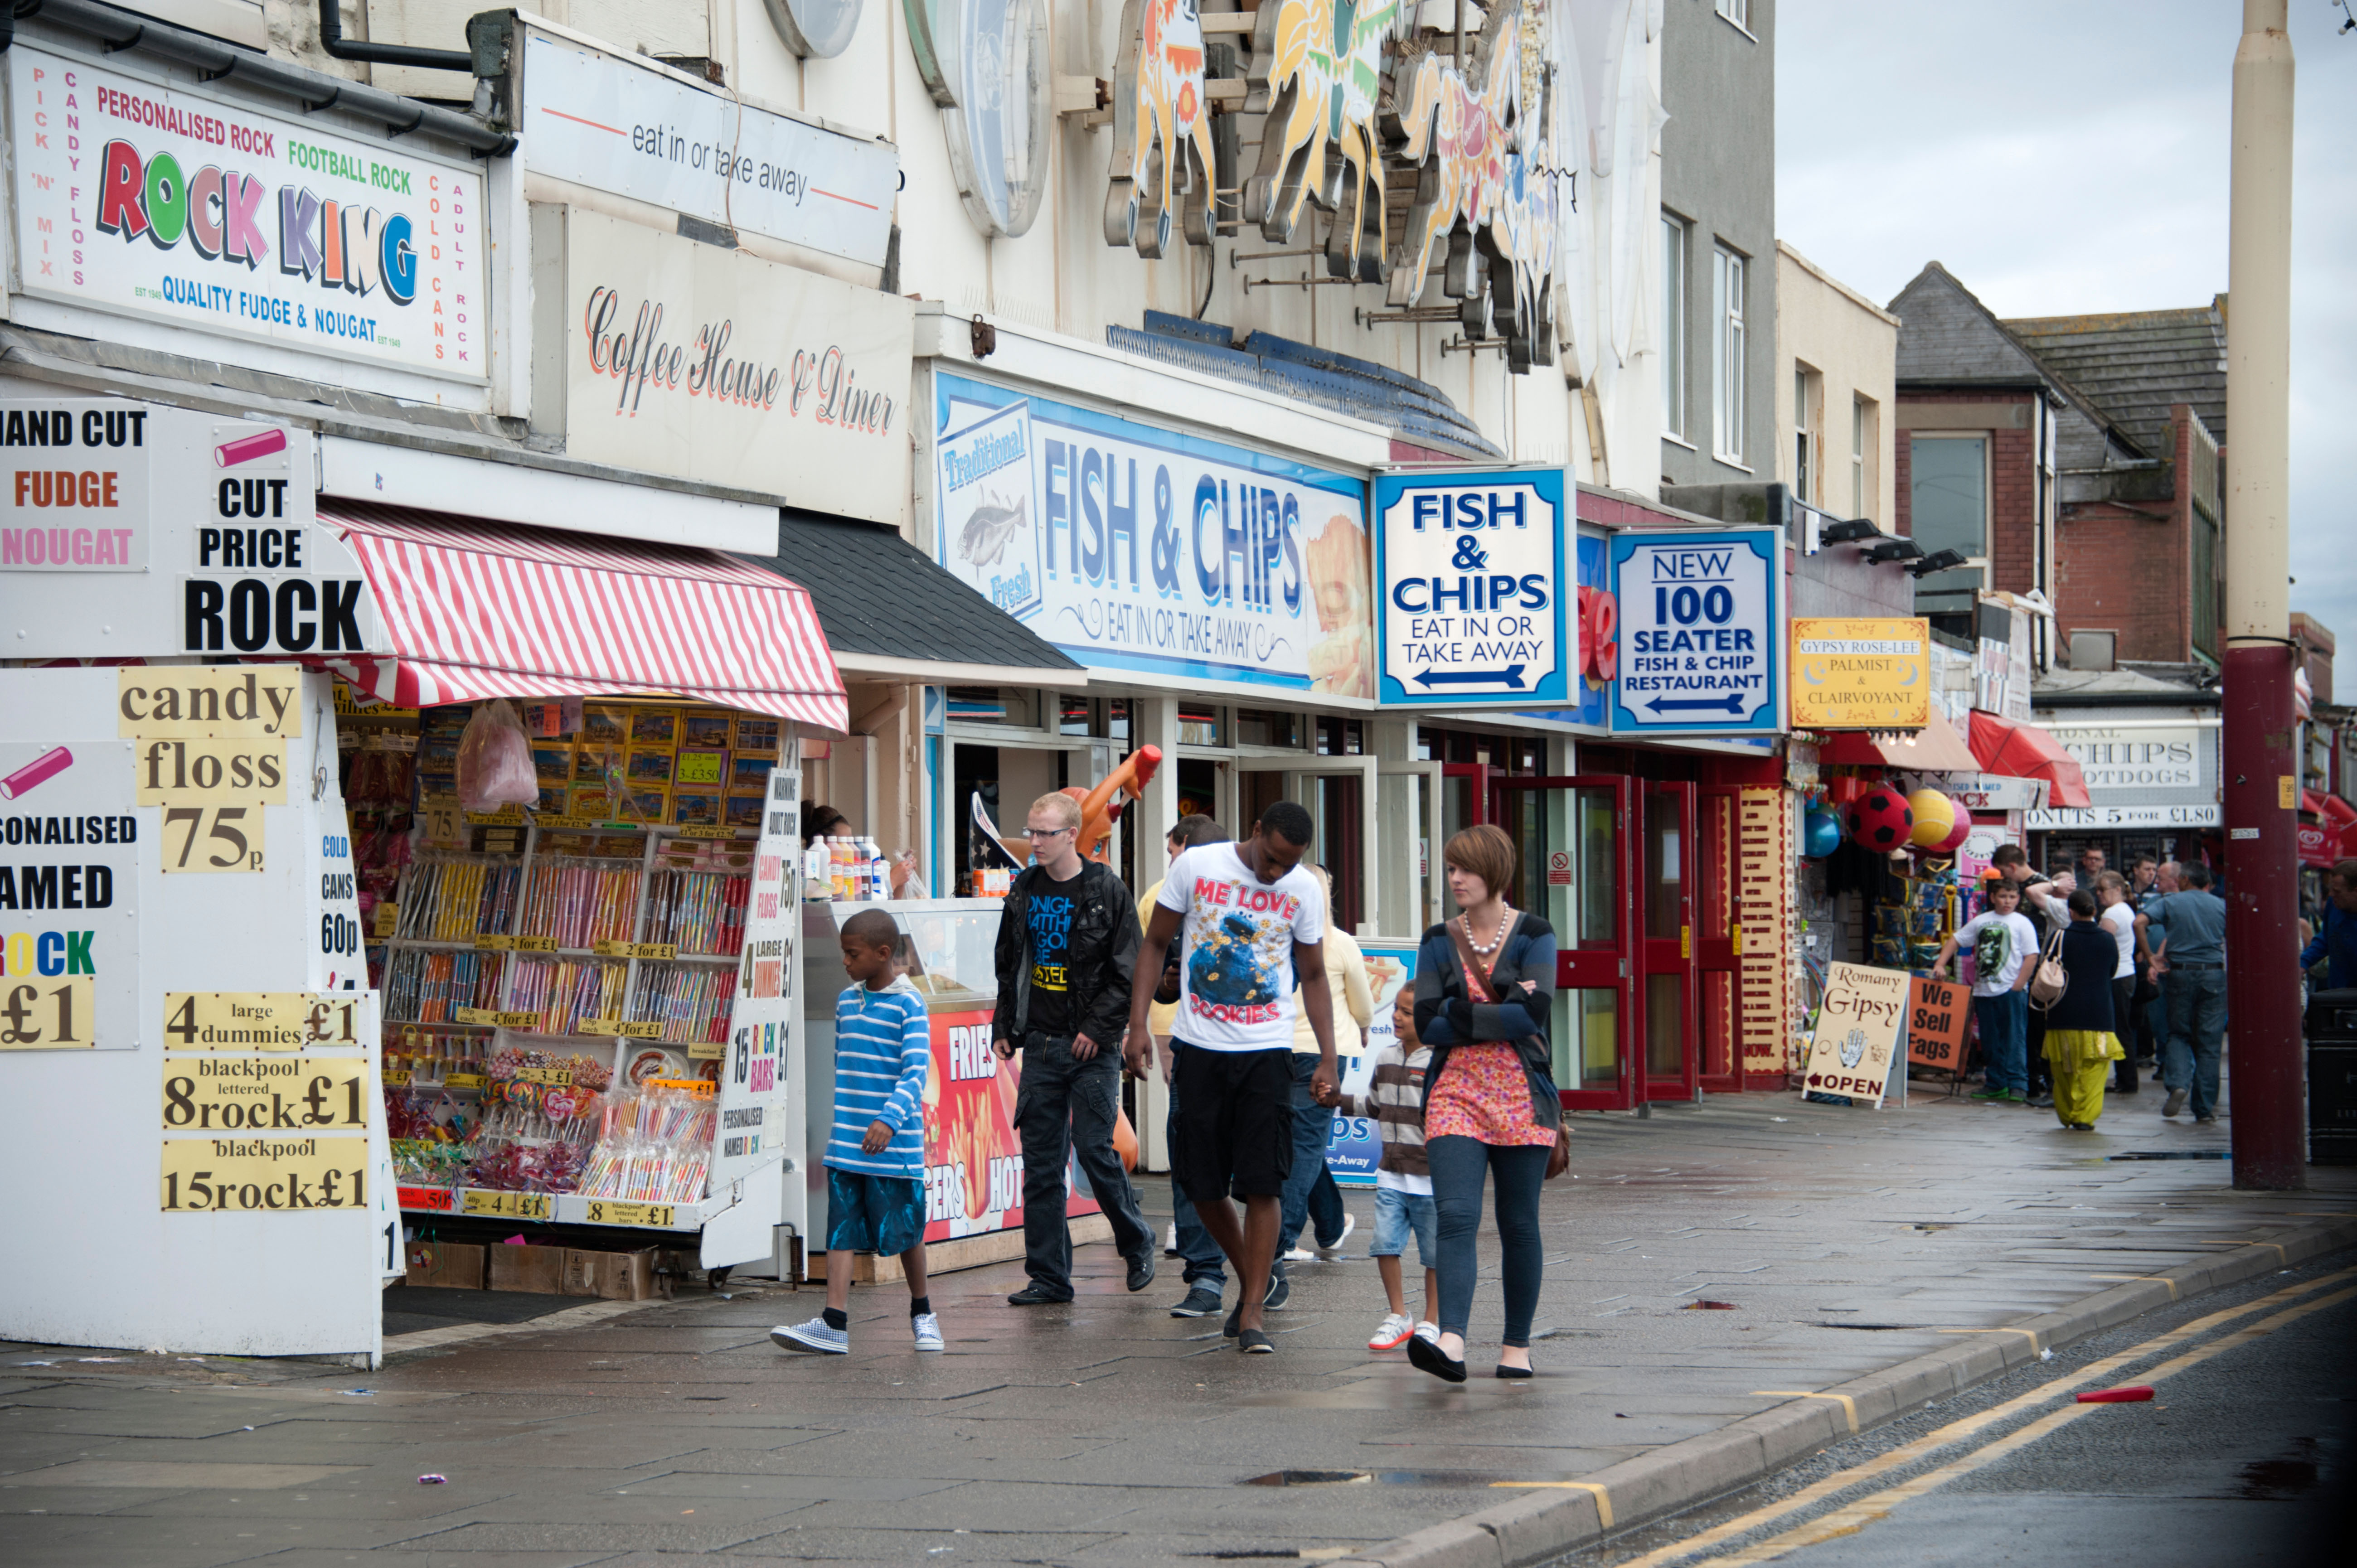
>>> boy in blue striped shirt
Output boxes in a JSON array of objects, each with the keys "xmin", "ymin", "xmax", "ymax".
[{"xmin": 772, "ymin": 908, "xmax": 941, "ymax": 1355}]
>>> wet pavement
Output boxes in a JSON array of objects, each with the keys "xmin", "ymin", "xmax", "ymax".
[{"xmin": 5, "ymin": 1086, "xmax": 2354, "ymax": 1565}]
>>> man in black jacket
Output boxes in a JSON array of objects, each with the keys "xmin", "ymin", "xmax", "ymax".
[{"xmin": 992, "ymin": 791, "xmax": 1156, "ymax": 1306}]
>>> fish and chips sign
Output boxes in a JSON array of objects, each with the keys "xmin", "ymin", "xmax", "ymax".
[
  {"xmin": 1791, "ymin": 618, "xmax": 1930, "ymax": 731},
  {"xmin": 1801, "ymin": 961, "xmax": 1907, "ymax": 1108}
]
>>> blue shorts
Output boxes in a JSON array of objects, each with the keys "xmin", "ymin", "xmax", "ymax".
[
  {"xmin": 826, "ymin": 1167, "xmax": 926, "ymax": 1256},
  {"xmin": 1372, "ymin": 1185, "xmax": 1437, "ymax": 1269}
]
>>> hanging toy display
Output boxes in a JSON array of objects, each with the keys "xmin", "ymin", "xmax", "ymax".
[
  {"xmin": 1933, "ymin": 794, "xmax": 1976, "ymax": 855},
  {"xmin": 1802, "ymin": 804, "xmax": 1843, "ymax": 859},
  {"xmin": 1845, "ymin": 788, "xmax": 1915, "ymax": 852},
  {"xmin": 1905, "ymin": 789, "xmax": 1955, "ymax": 849}
]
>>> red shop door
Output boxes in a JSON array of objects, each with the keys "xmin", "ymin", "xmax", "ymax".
[{"xmin": 1492, "ymin": 775, "xmax": 1637, "ymax": 1111}]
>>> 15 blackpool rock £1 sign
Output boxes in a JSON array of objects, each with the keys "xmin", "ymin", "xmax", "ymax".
[{"xmin": 1609, "ymin": 528, "xmax": 1782, "ymax": 736}]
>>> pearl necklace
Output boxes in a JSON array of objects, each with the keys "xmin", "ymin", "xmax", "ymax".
[{"xmin": 1460, "ymin": 905, "xmax": 1511, "ymax": 955}]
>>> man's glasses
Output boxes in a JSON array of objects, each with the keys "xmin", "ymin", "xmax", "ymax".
[{"xmin": 1028, "ymin": 824, "xmax": 1078, "ymax": 839}]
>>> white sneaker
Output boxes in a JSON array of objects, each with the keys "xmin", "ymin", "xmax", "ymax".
[
  {"xmin": 771, "ymin": 1316, "xmax": 848, "ymax": 1355},
  {"xmin": 1368, "ymin": 1312, "xmax": 1415, "ymax": 1350},
  {"xmin": 1164, "ymin": 1221, "xmax": 1180, "ymax": 1258},
  {"xmin": 1413, "ymin": 1320, "xmax": 1440, "ymax": 1343},
  {"xmin": 1316, "ymin": 1214, "xmax": 1358, "ymax": 1258},
  {"xmin": 912, "ymin": 1312, "xmax": 945, "ymax": 1352},
  {"xmin": 1280, "ymin": 1246, "xmax": 1317, "ymax": 1263}
]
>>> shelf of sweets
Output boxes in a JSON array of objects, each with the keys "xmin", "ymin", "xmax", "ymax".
[{"xmin": 393, "ymin": 1182, "xmax": 732, "ymax": 1231}]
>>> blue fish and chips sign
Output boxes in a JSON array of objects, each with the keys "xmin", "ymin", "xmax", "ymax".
[
  {"xmin": 1609, "ymin": 529, "xmax": 1783, "ymax": 735},
  {"xmin": 1373, "ymin": 467, "xmax": 1570, "ymax": 706}
]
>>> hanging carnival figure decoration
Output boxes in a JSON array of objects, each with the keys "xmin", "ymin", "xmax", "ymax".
[
  {"xmin": 1243, "ymin": 0, "xmax": 1409, "ymax": 283},
  {"xmin": 1105, "ymin": 0, "xmax": 1218, "ymax": 258}
]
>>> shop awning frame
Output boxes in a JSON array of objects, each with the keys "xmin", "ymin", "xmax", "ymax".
[
  {"xmin": 1816, "ymin": 709, "xmax": 1982, "ymax": 772},
  {"xmin": 318, "ymin": 501, "xmax": 849, "ymax": 732},
  {"xmin": 1966, "ymin": 711, "xmax": 2092, "ymax": 808}
]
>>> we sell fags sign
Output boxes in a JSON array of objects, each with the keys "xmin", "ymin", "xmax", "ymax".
[
  {"xmin": 1374, "ymin": 467, "xmax": 1569, "ymax": 706},
  {"xmin": 1609, "ymin": 528, "xmax": 1783, "ymax": 736}
]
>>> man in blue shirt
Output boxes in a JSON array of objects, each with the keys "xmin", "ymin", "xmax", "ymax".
[
  {"xmin": 2148, "ymin": 862, "xmax": 2228, "ymax": 1122},
  {"xmin": 2300, "ymin": 859, "xmax": 2357, "ymax": 990}
]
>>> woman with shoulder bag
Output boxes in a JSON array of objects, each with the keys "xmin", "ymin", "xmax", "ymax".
[
  {"xmin": 1408, "ymin": 825, "xmax": 1568, "ymax": 1384},
  {"xmin": 2037, "ymin": 888, "xmax": 2128, "ymax": 1131}
]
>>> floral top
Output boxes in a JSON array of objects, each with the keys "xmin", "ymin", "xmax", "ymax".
[{"xmin": 1422, "ymin": 955, "xmax": 1556, "ymax": 1147}]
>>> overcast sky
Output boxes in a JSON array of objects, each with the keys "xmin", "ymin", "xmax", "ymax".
[{"xmin": 1776, "ymin": 1, "xmax": 2355, "ymax": 661}]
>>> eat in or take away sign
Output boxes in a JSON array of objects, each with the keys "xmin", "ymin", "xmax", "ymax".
[
  {"xmin": 1374, "ymin": 467, "xmax": 1570, "ymax": 706},
  {"xmin": 1609, "ymin": 528, "xmax": 1783, "ymax": 735}
]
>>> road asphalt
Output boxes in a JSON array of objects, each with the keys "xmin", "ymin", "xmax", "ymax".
[{"xmin": 3, "ymin": 1084, "xmax": 2352, "ymax": 1566}]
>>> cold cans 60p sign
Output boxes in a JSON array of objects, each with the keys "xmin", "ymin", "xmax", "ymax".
[
  {"xmin": 1609, "ymin": 528, "xmax": 1783, "ymax": 736},
  {"xmin": 1372, "ymin": 467, "xmax": 1569, "ymax": 706}
]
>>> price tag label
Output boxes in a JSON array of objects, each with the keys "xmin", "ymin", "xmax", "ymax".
[
  {"xmin": 466, "ymin": 805, "xmax": 526, "ymax": 826},
  {"xmin": 687, "ymin": 1040, "xmax": 725, "ymax": 1060},
  {"xmin": 420, "ymin": 797, "xmax": 466, "ymax": 847},
  {"xmin": 646, "ymin": 1077, "xmax": 716, "ymax": 1098},
  {"xmin": 476, "ymin": 934, "xmax": 517, "ymax": 952},
  {"xmin": 160, "ymin": 1137, "xmax": 369, "ymax": 1211},
  {"xmin": 373, "ymin": 902, "xmax": 399, "ymax": 938},
  {"xmin": 577, "ymin": 1016, "xmax": 625, "ymax": 1035},
  {"xmin": 163, "ymin": 1056, "xmax": 370, "ymax": 1131},
  {"xmin": 581, "ymin": 1199, "xmax": 678, "ymax": 1229},
  {"xmin": 536, "ymin": 814, "xmax": 591, "ymax": 830},
  {"xmin": 617, "ymin": 1021, "xmax": 666, "ymax": 1040},
  {"xmin": 459, "ymin": 1189, "xmax": 551, "ymax": 1220},
  {"xmin": 454, "ymin": 1007, "xmax": 497, "ymax": 1026},
  {"xmin": 515, "ymin": 1065, "xmax": 572, "ymax": 1086},
  {"xmin": 445, "ymin": 1072, "xmax": 489, "ymax": 1090},
  {"xmin": 397, "ymin": 1184, "xmax": 453, "ymax": 1211},
  {"xmin": 383, "ymin": 1068, "xmax": 412, "ymax": 1086},
  {"xmin": 160, "ymin": 993, "xmax": 363, "ymax": 1052},
  {"xmin": 0, "ymin": 975, "xmax": 97, "ymax": 1050},
  {"xmin": 514, "ymin": 936, "xmax": 560, "ymax": 953},
  {"xmin": 155, "ymin": 804, "xmax": 267, "ymax": 873},
  {"xmin": 680, "ymin": 825, "xmax": 737, "ymax": 840},
  {"xmin": 635, "ymin": 942, "xmax": 678, "ymax": 961},
  {"xmin": 494, "ymin": 1011, "xmax": 542, "ymax": 1029},
  {"xmin": 591, "ymin": 939, "xmax": 626, "ymax": 958}
]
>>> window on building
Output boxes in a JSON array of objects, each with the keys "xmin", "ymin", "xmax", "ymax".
[
  {"xmin": 1235, "ymin": 708, "xmax": 1303, "ymax": 748},
  {"xmin": 1716, "ymin": 0, "xmax": 1749, "ymax": 29},
  {"xmin": 1661, "ymin": 215, "xmax": 1687, "ymax": 439},
  {"xmin": 2192, "ymin": 508, "xmax": 2221, "ymax": 661},
  {"xmin": 1909, "ymin": 435, "xmax": 1988, "ymax": 619},
  {"xmin": 1793, "ymin": 366, "xmax": 1817, "ymax": 503},
  {"xmin": 1712, "ymin": 247, "xmax": 1747, "ymax": 464},
  {"xmin": 1851, "ymin": 397, "xmax": 1868, "ymax": 518}
]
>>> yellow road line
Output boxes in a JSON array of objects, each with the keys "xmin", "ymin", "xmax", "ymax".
[
  {"xmin": 1491, "ymin": 1479, "xmax": 1613, "ymax": 1528},
  {"xmin": 1694, "ymin": 1282, "xmax": 2357, "ymax": 1567},
  {"xmin": 1604, "ymin": 1264, "xmax": 2357, "ymax": 1568},
  {"xmin": 1747, "ymin": 1392, "xmax": 1858, "ymax": 1435}
]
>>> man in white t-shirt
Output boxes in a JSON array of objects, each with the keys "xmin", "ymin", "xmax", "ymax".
[
  {"xmin": 1126, "ymin": 801, "xmax": 1338, "ymax": 1355},
  {"xmin": 1934, "ymin": 876, "xmax": 2037, "ymax": 1104}
]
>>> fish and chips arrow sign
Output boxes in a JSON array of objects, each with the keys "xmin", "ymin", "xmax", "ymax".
[
  {"xmin": 1374, "ymin": 466, "xmax": 1571, "ymax": 707},
  {"xmin": 1609, "ymin": 528, "xmax": 1783, "ymax": 736}
]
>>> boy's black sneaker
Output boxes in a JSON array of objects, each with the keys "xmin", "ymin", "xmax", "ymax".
[
  {"xmin": 1264, "ymin": 1268, "xmax": 1291, "ymax": 1311},
  {"xmin": 1006, "ymin": 1283, "xmax": 1071, "ymax": 1307},
  {"xmin": 1170, "ymin": 1284, "xmax": 1223, "ymax": 1319}
]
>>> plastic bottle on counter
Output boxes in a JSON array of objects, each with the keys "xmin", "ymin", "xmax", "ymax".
[
  {"xmin": 804, "ymin": 840, "xmax": 831, "ymax": 900},
  {"xmin": 865, "ymin": 839, "xmax": 889, "ymax": 900},
  {"xmin": 830, "ymin": 837, "xmax": 853, "ymax": 901}
]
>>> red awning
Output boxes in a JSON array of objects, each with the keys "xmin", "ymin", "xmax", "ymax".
[
  {"xmin": 1816, "ymin": 708, "xmax": 1982, "ymax": 772},
  {"xmin": 318, "ymin": 502, "xmax": 847, "ymax": 731},
  {"xmin": 1967, "ymin": 711, "xmax": 2092, "ymax": 807},
  {"xmin": 2302, "ymin": 790, "xmax": 2357, "ymax": 828}
]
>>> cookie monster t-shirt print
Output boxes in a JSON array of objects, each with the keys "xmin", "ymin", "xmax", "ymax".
[{"xmin": 1155, "ymin": 842, "xmax": 1327, "ymax": 1051}]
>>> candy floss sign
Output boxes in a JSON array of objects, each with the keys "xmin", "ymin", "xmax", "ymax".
[
  {"xmin": 561, "ymin": 208, "xmax": 913, "ymax": 526},
  {"xmin": 7, "ymin": 48, "xmax": 484, "ymax": 382}
]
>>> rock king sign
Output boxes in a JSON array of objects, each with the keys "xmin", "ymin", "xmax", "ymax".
[
  {"xmin": 1372, "ymin": 467, "xmax": 1568, "ymax": 707},
  {"xmin": 1609, "ymin": 528, "xmax": 1782, "ymax": 736}
]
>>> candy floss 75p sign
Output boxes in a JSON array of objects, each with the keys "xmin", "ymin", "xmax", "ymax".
[{"xmin": 7, "ymin": 48, "xmax": 485, "ymax": 382}]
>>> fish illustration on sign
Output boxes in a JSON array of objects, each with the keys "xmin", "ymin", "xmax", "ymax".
[
  {"xmin": 1245, "ymin": 0, "xmax": 1407, "ymax": 282},
  {"xmin": 1104, "ymin": 0, "xmax": 1217, "ymax": 258},
  {"xmin": 958, "ymin": 493, "xmax": 1029, "ymax": 568}
]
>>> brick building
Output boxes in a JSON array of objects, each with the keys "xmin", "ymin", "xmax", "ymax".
[{"xmin": 1885, "ymin": 263, "xmax": 2227, "ymax": 672}]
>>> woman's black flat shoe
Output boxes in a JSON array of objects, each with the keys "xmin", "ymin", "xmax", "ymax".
[
  {"xmin": 1495, "ymin": 1364, "xmax": 1534, "ymax": 1380},
  {"xmin": 1406, "ymin": 1332, "xmax": 1467, "ymax": 1384}
]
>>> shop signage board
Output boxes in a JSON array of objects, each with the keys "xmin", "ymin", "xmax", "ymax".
[
  {"xmin": 1371, "ymin": 468, "xmax": 1571, "ymax": 707},
  {"xmin": 1790, "ymin": 618, "xmax": 1929, "ymax": 731},
  {"xmin": 1609, "ymin": 529, "xmax": 1783, "ymax": 736},
  {"xmin": 1906, "ymin": 977, "xmax": 1970, "ymax": 1072},
  {"xmin": 933, "ymin": 374, "xmax": 1372, "ymax": 695},
  {"xmin": 1326, "ymin": 940, "xmax": 1418, "ymax": 1187},
  {"xmin": 2026, "ymin": 803, "xmax": 2223, "ymax": 830},
  {"xmin": 1, "ymin": 399, "xmax": 381, "ymax": 661},
  {"xmin": 713, "ymin": 764, "xmax": 802, "ymax": 1245},
  {"xmin": 517, "ymin": 30, "xmax": 897, "ymax": 268},
  {"xmin": 2041, "ymin": 724, "xmax": 2212, "ymax": 793},
  {"xmin": 552, "ymin": 209, "xmax": 913, "ymax": 525},
  {"xmin": 1, "ymin": 667, "xmax": 394, "ymax": 1361},
  {"xmin": 1899, "ymin": 772, "xmax": 2046, "ymax": 813},
  {"xmin": 1799, "ymin": 960, "xmax": 1906, "ymax": 1108},
  {"xmin": 7, "ymin": 47, "xmax": 485, "ymax": 383}
]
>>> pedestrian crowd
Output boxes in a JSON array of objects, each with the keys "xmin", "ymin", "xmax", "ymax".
[
  {"xmin": 774, "ymin": 795, "xmax": 1565, "ymax": 1378},
  {"xmin": 1934, "ymin": 844, "xmax": 2230, "ymax": 1129}
]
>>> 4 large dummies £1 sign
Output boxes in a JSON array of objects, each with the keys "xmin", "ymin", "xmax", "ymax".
[
  {"xmin": 1610, "ymin": 529, "xmax": 1782, "ymax": 735},
  {"xmin": 8, "ymin": 48, "xmax": 484, "ymax": 382},
  {"xmin": 1373, "ymin": 469, "xmax": 1568, "ymax": 706},
  {"xmin": 935, "ymin": 376, "xmax": 1372, "ymax": 695}
]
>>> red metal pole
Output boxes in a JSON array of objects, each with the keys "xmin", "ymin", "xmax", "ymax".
[{"xmin": 2222, "ymin": 1, "xmax": 2301, "ymax": 1190}]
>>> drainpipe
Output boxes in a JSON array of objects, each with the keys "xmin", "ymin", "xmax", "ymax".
[{"xmin": 316, "ymin": 0, "xmax": 471, "ymax": 72}]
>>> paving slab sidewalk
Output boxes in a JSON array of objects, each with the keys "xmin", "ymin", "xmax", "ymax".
[{"xmin": 4, "ymin": 1089, "xmax": 2353, "ymax": 1567}]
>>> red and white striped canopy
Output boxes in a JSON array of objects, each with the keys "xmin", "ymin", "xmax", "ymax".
[{"xmin": 317, "ymin": 502, "xmax": 846, "ymax": 732}]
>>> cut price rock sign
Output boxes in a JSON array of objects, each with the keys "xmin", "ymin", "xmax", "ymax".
[
  {"xmin": 1610, "ymin": 529, "xmax": 1782, "ymax": 735},
  {"xmin": 1373, "ymin": 468, "xmax": 1569, "ymax": 706}
]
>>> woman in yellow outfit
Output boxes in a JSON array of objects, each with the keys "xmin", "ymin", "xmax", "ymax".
[{"xmin": 2037, "ymin": 888, "xmax": 2129, "ymax": 1130}]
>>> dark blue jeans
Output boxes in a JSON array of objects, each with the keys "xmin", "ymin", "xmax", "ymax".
[
  {"xmin": 1972, "ymin": 990, "xmax": 2028, "ymax": 1094},
  {"xmin": 1428, "ymin": 1134, "xmax": 1550, "ymax": 1347},
  {"xmin": 1277, "ymin": 1054, "xmax": 1346, "ymax": 1256},
  {"xmin": 1014, "ymin": 1035, "xmax": 1153, "ymax": 1297},
  {"xmin": 2164, "ymin": 965, "xmax": 2227, "ymax": 1118},
  {"xmin": 1164, "ymin": 1044, "xmax": 1225, "ymax": 1289}
]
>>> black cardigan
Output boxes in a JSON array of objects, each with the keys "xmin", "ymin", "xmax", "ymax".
[{"xmin": 2039, "ymin": 922, "xmax": 2121, "ymax": 1034}]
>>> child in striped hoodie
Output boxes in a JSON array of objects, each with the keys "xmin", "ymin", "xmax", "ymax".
[
  {"xmin": 1338, "ymin": 987, "xmax": 1438, "ymax": 1352},
  {"xmin": 773, "ymin": 908, "xmax": 941, "ymax": 1355}
]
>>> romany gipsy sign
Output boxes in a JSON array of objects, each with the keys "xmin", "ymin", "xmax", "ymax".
[
  {"xmin": 6, "ymin": 47, "xmax": 484, "ymax": 382},
  {"xmin": 0, "ymin": 397, "xmax": 381, "ymax": 661},
  {"xmin": 551, "ymin": 208, "xmax": 913, "ymax": 524}
]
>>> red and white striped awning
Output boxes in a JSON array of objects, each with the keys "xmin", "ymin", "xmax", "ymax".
[{"xmin": 317, "ymin": 502, "xmax": 846, "ymax": 732}]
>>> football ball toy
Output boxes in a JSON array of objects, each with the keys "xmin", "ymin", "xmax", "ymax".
[{"xmin": 1845, "ymin": 789, "xmax": 1914, "ymax": 851}]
